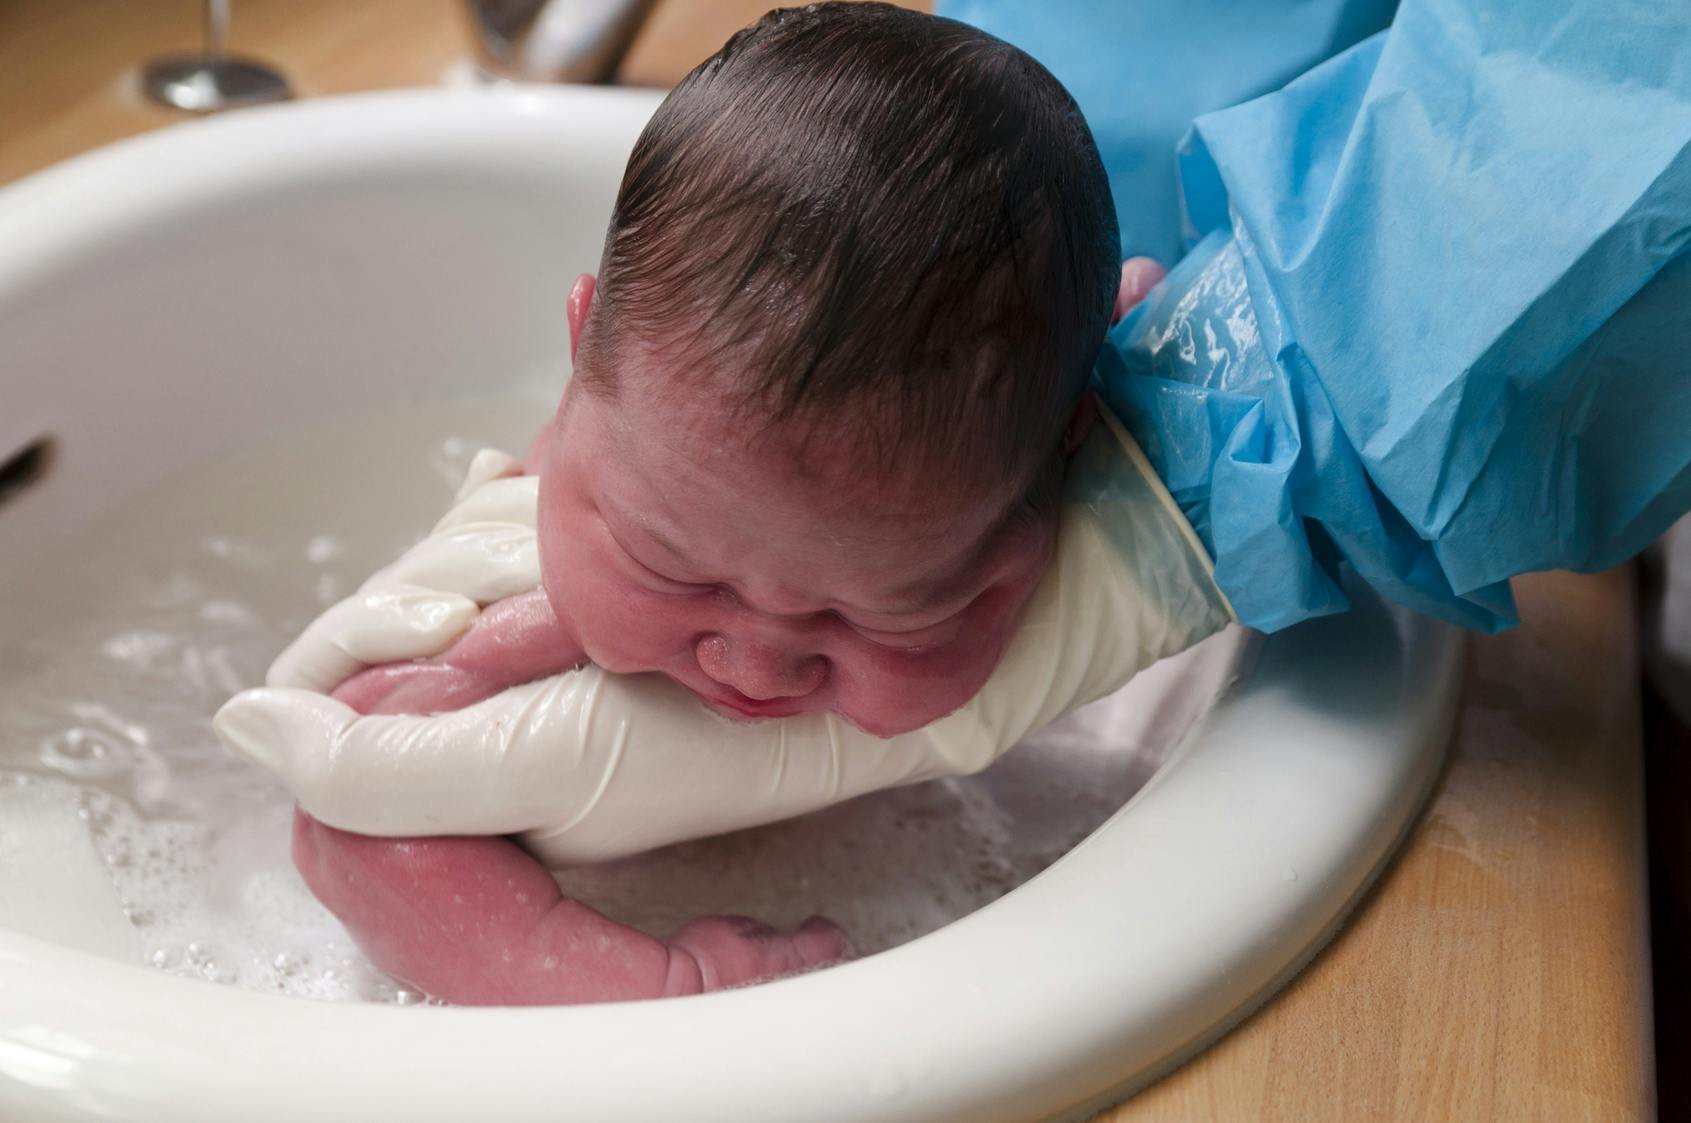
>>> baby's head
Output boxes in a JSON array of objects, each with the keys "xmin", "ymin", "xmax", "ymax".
[{"xmin": 538, "ymin": 3, "xmax": 1119, "ymax": 735}]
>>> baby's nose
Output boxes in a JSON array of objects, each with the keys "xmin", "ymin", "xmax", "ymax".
[{"xmin": 695, "ymin": 634, "xmax": 827, "ymax": 701}]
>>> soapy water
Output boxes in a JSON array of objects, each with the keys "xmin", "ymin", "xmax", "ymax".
[{"xmin": 0, "ymin": 393, "xmax": 1244, "ymax": 1003}]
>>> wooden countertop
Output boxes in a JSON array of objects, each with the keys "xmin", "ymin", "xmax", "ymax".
[
  {"xmin": 0, "ymin": 0, "xmax": 467, "ymax": 189},
  {"xmin": 0, "ymin": 3, "xmax": 1654, "ymax": 1119},
  {"xmin": 1105, "ymin": 568, "xmax": 1652, "ymax": 1121}
]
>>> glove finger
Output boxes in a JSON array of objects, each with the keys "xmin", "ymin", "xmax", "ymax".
[
  {"xmin": 360, "ymin": 523, "xmax": 540, "ymax": 605},
  {"xmin": 216, "ymin": 680, "xmax": 571, "ymax": 837},
  {"xmin": 453, "ymin": 448, "xmax": 525, "ymax": 503},
  {"xmin": 432, "ymin": 475, "xmax": 539, "ymax": 535},
  {"xmin": 215, "ymin": 686, "xmax": 358, "ymax": 779},
  {"xmin": 265, "ymin": 585, "xmax": 479, "ymax": 691}
]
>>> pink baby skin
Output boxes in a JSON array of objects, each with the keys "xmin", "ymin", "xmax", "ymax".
[{"xmin": 300, "ymin": 260, "xmax": 1165, "ymax": 1005}]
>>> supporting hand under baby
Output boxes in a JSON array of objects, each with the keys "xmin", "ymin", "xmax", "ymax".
[{"xmin": 217, "ymin": 403, "xmax": 1232, "ymax": 866}]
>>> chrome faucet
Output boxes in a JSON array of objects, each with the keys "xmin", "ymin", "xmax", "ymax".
[
  {"xmin": 142, "ymin": 0, "xmax": 292, "ymax": 113},
  {"xmin": 463, "ymin": 0, "xmax": 656, "ymax": 83}
]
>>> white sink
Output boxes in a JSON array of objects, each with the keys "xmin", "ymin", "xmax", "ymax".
[{"xmin": 0, "ymin": 88, "xmax": 1461, "ymax": 1122}]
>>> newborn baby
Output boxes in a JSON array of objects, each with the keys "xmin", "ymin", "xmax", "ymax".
[{"xmin": 266, "ymin": 3, "xmax": 1210, "ymax": 1004}]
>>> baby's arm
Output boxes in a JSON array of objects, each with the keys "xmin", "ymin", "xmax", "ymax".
[
  {"xmin": 330, "ymin": 587, "xmax": 580, "ymax": 715},
  {"xmin": 299, "ymin": 629, "xmax": 850, "ymax": 1004},
  {"xmin": 294, "ymin": 807, "xmax": 846, "ymax": 1004}
]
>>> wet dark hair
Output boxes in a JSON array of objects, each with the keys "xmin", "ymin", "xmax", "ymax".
[{"xmin": 578, "ymin": 2, "xmax": 1119, "ymax": 494}]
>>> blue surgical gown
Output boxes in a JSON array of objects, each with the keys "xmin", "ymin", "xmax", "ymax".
[{"xmin": 945, "ymin": 0, "xmax": 1691, "ymax": 632}]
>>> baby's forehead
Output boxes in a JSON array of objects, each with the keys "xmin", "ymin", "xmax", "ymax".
[
  {"xmin": 584, "ymin": 370, "xmax": 1020, "ymax": 546},
  {"xmin": 685, "ymin": 383, "xmax": 1007, "ymax": 512},
  {"xmin": 595, "ymin": 347, "xmax": 896, "ymax": 453}
]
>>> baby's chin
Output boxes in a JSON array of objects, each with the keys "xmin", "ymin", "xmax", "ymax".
[
  {"xmin": 587, "ymin": 649, "xmax": 830, "ymax": 724},
  {"xmin": 711, "ymin": 688, "xmax": 966, "ymax": 740},
  {"xmin": 581, "ymin": 645, "xmax": 956, "ymax": 738},
  {"xmin": 692, "ymin": 686, "xmax": 814, "ymax": 723},
  {"xmin": 678, "ymin": 678, "xmax": 924, "ymax": 738}
]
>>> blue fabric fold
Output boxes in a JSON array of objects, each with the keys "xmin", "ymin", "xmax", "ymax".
[
  {"xmin": 957, "ymin": 0, "xmax": 1691, "ymax": 633},
  {"xmin": 1108, "ymin": 0, "xmax": 1691, "ymax": 631},
  {"xmin": 938, "ymin": 0, "xmax": 1397, "ymax": 265}
]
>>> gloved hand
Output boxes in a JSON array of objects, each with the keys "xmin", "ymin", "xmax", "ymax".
[{"xmin": 216, "ymin": 405, "xmax": 1233, "ymax": 866}]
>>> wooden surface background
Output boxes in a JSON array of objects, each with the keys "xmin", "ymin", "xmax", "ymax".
[{"xmin": 0, "ymin": 2, "xmax": 1654, "ymax": 1118}]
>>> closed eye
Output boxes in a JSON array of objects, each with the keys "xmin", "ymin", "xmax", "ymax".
[
  {"xmin": 631, "ymin": 558, "xmax": 714, "ymax": 596},
  {"xmin": 604, "ymin": 525, "xmax": 714, "ymax": 595},
  {"xmin": 845, "ymin": 615, "xmax": 961, "ymax": 651}
]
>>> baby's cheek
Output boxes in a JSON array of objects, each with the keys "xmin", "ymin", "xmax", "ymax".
[
  {"xmin": 834, "ymin": 640, "xmax": 1003, "ymax": 736},
  {"xmin": 838, "ymin": 578, "xmax": 1037, "ymax": 735},
  {"xmin": 539, "ymin": 498, "xmax": 691, "ymax": 675},
  {"xmin": 561, "ymin": 582, "xmax": 695, "ymax": 676}
]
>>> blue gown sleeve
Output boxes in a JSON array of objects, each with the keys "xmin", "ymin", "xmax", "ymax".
[{"xmin": 1095, "ymin": 0, "xmax": 1691, "ymax": 632}]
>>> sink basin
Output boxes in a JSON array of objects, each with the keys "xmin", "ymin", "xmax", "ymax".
[{"xmin": 0, "ymin": 88, "xmax": 1461, "ymax": 1123}]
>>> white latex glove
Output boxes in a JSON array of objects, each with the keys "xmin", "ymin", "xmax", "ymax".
[
  {"xmin": 215, "ymin": 407, "xmax": 1234, "ymax": 866},
  {"xmin": 261, "ymin": 448, "xmax": 532, "ymax": 695}
]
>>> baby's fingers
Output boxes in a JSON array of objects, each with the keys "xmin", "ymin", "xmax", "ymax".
[
  {"xmin": 266, "ymin": 585, "xmax": 479, "ymax": 691},
  {"xmin": 1113, "ymin": 256, "xmax": 1168, "ymax": 325},
  {"xmin": 332, "ymin": 661, "xmax": 509, "ymax": 716},
  {"xmin": 666, "ymin": 914, "xmax": 853, "ymax": 994}
]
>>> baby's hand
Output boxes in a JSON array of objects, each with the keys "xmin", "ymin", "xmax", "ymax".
[
  {"xmin": 330, "ymin": 587, "xmax": 581, "ymax": 715},
  {"xmin": 1114, "ymin": 257, "xmax": 1167, "ymax": 325},
  {"xmin": 300, "ymin": 448, "xmax": 581, "ymax": 716}
]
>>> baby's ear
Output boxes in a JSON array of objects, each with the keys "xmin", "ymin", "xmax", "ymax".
[
  {"xmin": 1060, "ymin": 390, "xmax": 1097, "ymax": 457},
  {"xmin": 567, "ymin": 273, "xmax": 598, "ymax": 362}
]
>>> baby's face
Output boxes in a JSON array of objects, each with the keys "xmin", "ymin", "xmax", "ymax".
[{"xmin": 535, "ymin": 368, "xmax": 1055, "ymax": 737}]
